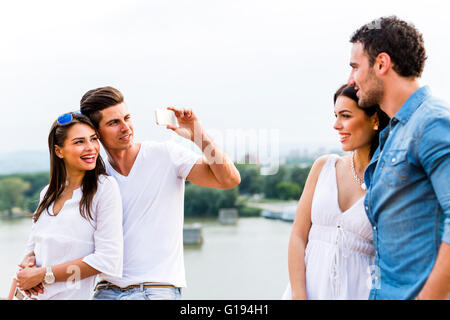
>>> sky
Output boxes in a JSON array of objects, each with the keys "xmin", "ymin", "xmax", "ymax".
[{"xmin": 1, "ymin": 0, "xmax": 449, "ymax": 156}]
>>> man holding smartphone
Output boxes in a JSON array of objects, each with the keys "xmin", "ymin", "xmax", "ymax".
[
  {"xmin": 22, "ymin": 86, "xmax": 240, "ymax": 300},
  {"xmin": 85, "ymin": 86, "xmax": 241, "ymax": 299}
]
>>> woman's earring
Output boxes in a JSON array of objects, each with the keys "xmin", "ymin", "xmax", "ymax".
[{"xmin": 374, "ymin": 125, "xmax": 379, "ymax": 131}]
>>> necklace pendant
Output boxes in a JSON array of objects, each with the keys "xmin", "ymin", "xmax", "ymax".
[{"xmin": 361, "ymin": 183, "xmax": 367, "ymax": 191}]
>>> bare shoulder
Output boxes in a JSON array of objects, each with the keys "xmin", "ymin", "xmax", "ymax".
[
  {"xmin": 310, "ymin": 154, "xmax": 336, "ymax": 175},
  {"xmin": 295, "ymin": 154, "xmax": 337, "ymax": 218},
  {"xmin": 299, "ymin": 154, "xmax": 331, "ymax": 190},
  {"xmin": 334, "ymin": 154, "xmax": 350, "ymax": 170}
]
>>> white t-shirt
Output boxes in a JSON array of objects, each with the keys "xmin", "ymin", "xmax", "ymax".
[
  {"xmin": 23, "ymin": 175, "xmax": 123, "ymax": 300},
  {"xmin": 104, "ymin": 140, "xmax": 201, "ymax": 288}
]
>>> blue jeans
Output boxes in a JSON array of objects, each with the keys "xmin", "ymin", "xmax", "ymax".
[{"xmin": 92, "ymin": 285, "xmax": 182, "ymax": 300}]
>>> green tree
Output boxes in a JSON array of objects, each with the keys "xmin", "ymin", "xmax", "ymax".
[
  {"xmin": 290, "ymin": 165, "xmax": 311, "ymax": 191},
  {"xmin": 184, "ymin": 184, "xmax": 238, "ymax": 217},
  {"xmin": 275, "ymin": 181, "xmax": 301, "ymax": 200},
  {"xmin": 235, "ymin": 164, "xmax": 263, "ymax": 195},
  {"xmin": 0, "ymin": 172, "xmax": 49, "ymax": 214},
  {"xmin": 16, "ymin": 172, "xmax": 49, "ymax": 212},
  {"xmin": 18, "ymin": 172, "xmax": 49, "ymax": 198},
  {"xmin": 0, "ymin": 177, "xmax": 31, "ymax": 216},
  {"xmin": 263, "ymin": 165, "xmax": 288, "ymax": 199}
]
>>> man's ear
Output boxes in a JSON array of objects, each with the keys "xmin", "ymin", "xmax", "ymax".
[
  {"xmin": 54, "ymin": 145, "xmax": 64, "ymax": 159},
  {"xmin": 374, "ymin": 52, "xmax": 391, "ymax": 76}
]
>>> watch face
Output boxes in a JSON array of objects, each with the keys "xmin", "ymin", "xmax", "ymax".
[{"xmin": 45, "ymin": 274, "xmax": 55, "ymax": 284}]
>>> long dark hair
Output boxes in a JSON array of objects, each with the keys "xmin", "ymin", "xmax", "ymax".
[
  {"xmin": 333, "ymin": 84, "xmax": 390, "ymax": 159},
  {"xmin": 33, "ymin": 112, "xmax": 106, "ymax": 222}
]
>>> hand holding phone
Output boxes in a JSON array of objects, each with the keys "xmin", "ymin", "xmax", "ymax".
[{"xmin": 154, "ymin": 109, "xmax": 178, "ymax": 127}]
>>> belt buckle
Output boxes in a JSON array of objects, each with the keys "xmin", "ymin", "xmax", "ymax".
[
  {"xmin": 96, "ymin": 281, "xmax": 111, "ymax": 291},
  {"xmin": 121, "ymin": 284, "xmax": 136, "ymax": 292}
]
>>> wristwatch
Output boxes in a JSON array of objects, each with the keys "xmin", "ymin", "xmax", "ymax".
[{"xmin": 44, "ymin": 266, "xmax": 55, "ymax": 284}]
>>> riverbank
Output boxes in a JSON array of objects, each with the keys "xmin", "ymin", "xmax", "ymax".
[
  {"xmin": 0, "ymin": 212, "xmax": 30, "ymax": 220},
  {"xmin": 1, "ymin": 216, "xmax": 292, "ymax": 299}
]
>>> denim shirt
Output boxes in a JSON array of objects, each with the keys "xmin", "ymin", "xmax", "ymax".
[{"xmin": 364, "ymin": 86, "xmax": 450, "ymax": 300}]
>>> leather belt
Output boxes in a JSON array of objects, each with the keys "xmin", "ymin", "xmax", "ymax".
[{"xmin": 94, "ymin": 280, "xmax": 179, "ymax": 292}]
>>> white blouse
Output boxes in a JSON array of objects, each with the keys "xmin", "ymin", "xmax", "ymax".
[{"xmin": 23, "ymin": 175, "xmax": 123, "ymax": 300}]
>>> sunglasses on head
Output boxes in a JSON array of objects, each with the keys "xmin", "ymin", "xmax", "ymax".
[{"xmin": 57, "ymin": 110, "xmax": 82, "ymax": 125}]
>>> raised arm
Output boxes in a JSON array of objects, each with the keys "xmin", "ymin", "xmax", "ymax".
[
  {"xmin": 288, "ymin": 155, "xmax": 328, "ymax": 299},
  {"xmin": 166, "ymin": 107, "xmax": 240, "ymax": 189}
]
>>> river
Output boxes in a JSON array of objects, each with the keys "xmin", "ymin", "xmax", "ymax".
[{"xmin": 0, "ymin": 216, "xmax": 292, "ymax": 299}]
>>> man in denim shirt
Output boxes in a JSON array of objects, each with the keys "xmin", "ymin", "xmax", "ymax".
[{"xmin": 347, "ymin": 16, "xmax": 450, "ymax": 299}]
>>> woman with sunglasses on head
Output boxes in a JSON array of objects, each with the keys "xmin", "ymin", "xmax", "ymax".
[
  {"xmin": 13, "ymin": 112, "xmax": 123, "ymax": 300},
  {"xmin": 282, "ymin": 85, "xmax": 390, "ymax": 300}
]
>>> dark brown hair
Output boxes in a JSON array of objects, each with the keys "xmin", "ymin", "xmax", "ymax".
[
  {"xmin": 33, "ymin": 113, "xmax": 106, "ymax": 222},
  {"xmin": 334, "ymin": 84, "xmax": 390, "ymax": 159},
  {"xmin": 350, "ymin": 16, "xmax": 426, "ymax": 78},
  {"xmin": 80, "ymin": 86, "xmax": 124, "ymax": 129}
]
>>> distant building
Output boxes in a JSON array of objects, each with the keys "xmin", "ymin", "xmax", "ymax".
[
  {"xmin": 218, "ymin": 208, "xmax": 239, "ymax": 225},
  {"xmin": 183, "ymin": 223, "xmax": 203, "ymax": 245}
]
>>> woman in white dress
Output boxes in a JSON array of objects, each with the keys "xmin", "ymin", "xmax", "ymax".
[
  {"xmin": 282, "ymin": 85, "xmax": 389, "ymax": 300},
  {"xmin": 14, "ymin": 112, "xmax": 123, "ymax": 299}
]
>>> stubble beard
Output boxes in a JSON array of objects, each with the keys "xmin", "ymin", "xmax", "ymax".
[
  {"xmin": 102, "ymin": 136, "xmax": 135, "ymax": 153},
  {"xmin": 358, "ymin": 70, "xmax": 384, "ymax": 109}
]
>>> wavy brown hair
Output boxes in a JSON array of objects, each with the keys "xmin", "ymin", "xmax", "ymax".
[
  {"xmin": 350, "ymin": 16, "xmax": 427, "ymax": 78},
  {"xmin": 33, "ymin": 113, "xmax": 106, "ymax": 222},
  {"xmin": 80, "ymin": 86, "xmax": 124, "ymax": 129}
]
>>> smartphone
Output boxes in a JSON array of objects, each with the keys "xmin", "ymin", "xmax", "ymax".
[{"xmin": 154, "ymin": 109, "xmax": 178, "ymax": 127}]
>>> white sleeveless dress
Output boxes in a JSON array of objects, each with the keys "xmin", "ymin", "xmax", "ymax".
[{"xmin": 282, "ymin": 155, "xmax": 375, "ymax": 300}]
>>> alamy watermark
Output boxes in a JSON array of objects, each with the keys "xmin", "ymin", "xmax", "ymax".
[
  {"xmin": 65, "ymin": 265, "xmax": 81, "ymax": 290},
  {"xmin": 169, "ymin": 125, "xmax": 281, "ymax": 175},
  {"xmin": 367, "ymin": 18, "xmax": 382, "ymax": 30},
  {"xmin": 366, "ymin": 265, "xmax": 381, "ymax": 290}
]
